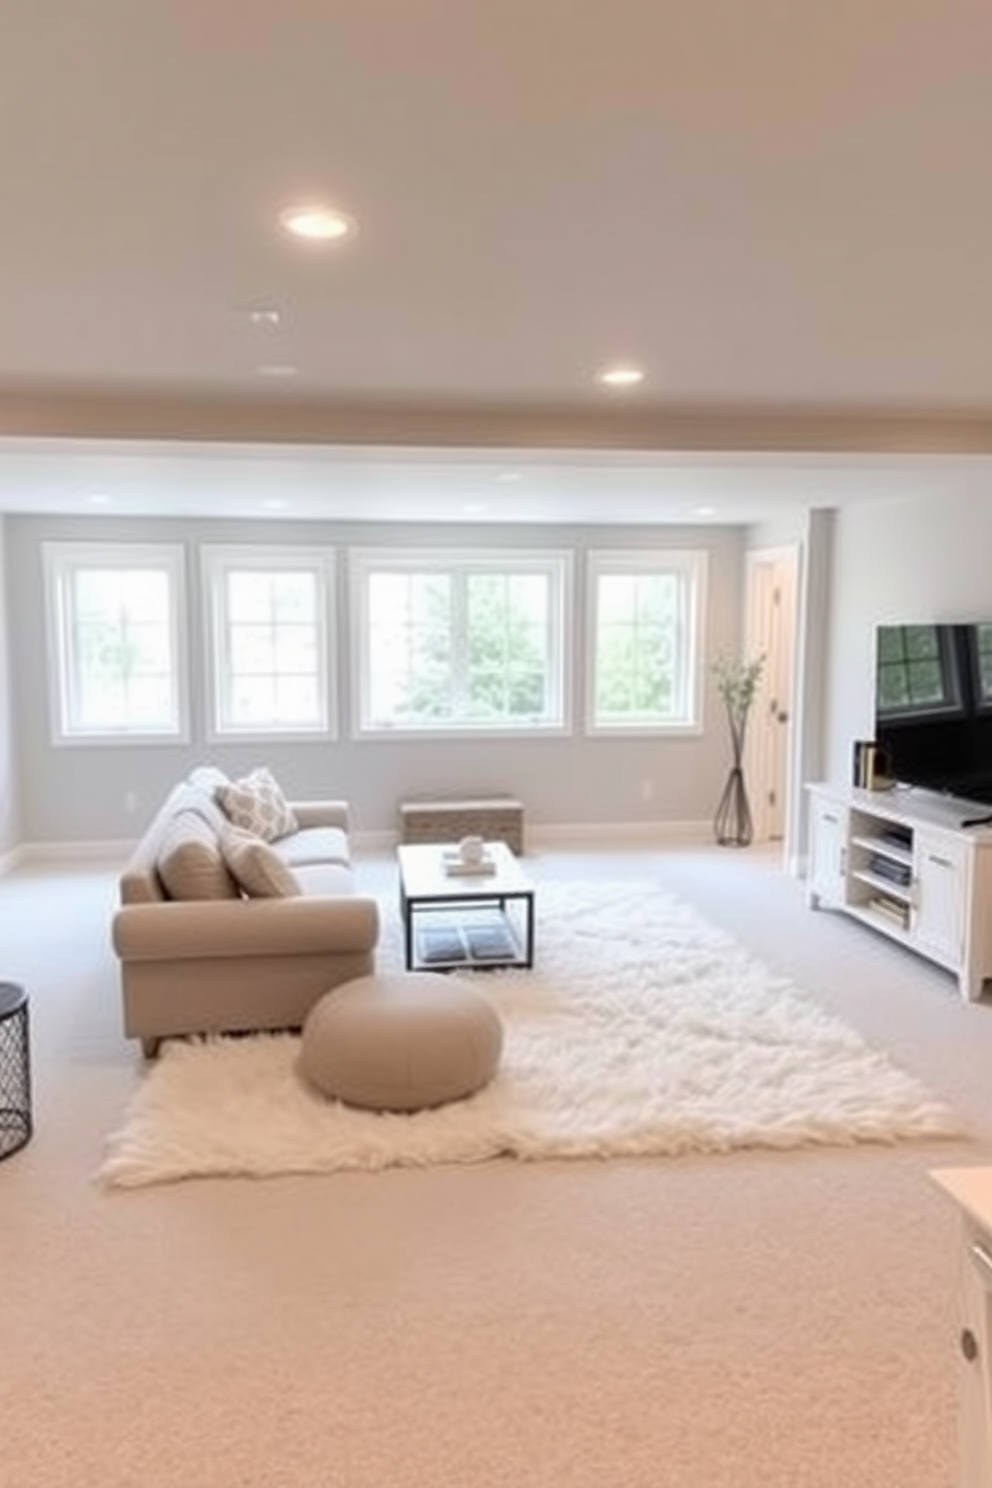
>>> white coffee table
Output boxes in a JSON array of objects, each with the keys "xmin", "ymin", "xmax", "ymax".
[{"xmin": 397, "ymin": 841, "xmax": 536, "ymax": 972}]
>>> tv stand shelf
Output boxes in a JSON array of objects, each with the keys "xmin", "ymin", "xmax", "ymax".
[{"xmin": 806, "ymin": 782, "xmax": 992, "ymax": 1001}]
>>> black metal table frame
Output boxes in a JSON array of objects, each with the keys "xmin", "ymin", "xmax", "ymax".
[
  {"xmin": 400, "ymin": 886, "xmax": 536, "ymax": 972},
  {"xmin": 0, "ymin": 982, "xmax": 31, "ymax": 1162}
]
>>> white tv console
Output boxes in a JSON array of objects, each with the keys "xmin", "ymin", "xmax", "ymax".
[{"xmin": 806, "ymin": 782, "xmax": 992, "ymax": 1002}]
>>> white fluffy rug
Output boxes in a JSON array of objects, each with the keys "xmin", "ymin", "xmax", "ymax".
[{"xmin": 99, "ymin": 880, "xmax": 963, "ymax": 1187}]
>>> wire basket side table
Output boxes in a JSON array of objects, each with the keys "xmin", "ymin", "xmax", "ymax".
[{"xmin": 0, "ymin": 983, "xmax": 31, "ymax": 1160}]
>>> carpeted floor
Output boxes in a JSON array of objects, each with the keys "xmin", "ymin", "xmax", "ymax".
[
  {"xmin": 100, "ymin": 879, "xmax": 962, "ymax": 1187},
  {"xmin": 1, "ymin": 843, "xmax": 991, "ymax": 1488}
]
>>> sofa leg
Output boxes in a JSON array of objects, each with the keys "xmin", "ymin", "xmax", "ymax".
[{"xmin": 140, "ymin": 1036, "xmax": 161, "ymax": 1060}]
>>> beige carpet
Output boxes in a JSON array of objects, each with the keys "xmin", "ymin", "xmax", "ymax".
[{"xmin": 1, "ymin": 845, "xmax": 989, "ymax": 1488}]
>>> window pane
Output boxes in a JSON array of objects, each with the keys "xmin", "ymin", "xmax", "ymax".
[
  {"xmin": 360, "ymin": 558, "xmax": 563, "ymax": 732},
  {"xmin": 229, "ymin": 678, "xmax": 277, "ymax": 724},
  {"xmin": 590, "ymin": 559, "xmax": 700, "ymax": 730},
  {"xmin": 227, "ymin": 572, "xmax": 273, "ymax": 622},
  {"xmin": 229, "ymin": 625, "xmax": 276, "ymax": 674},
  {"xmin": 272, "ymin": 572, "xmax": 316, "ymax": 622},
  {"xmin": 274, "ymin": 626, "xmax": 317, "ymax": 674},
  {"xmin": 275, "ymin": 676, "xmax": 320, "ymax": 722},
  {"xmin": 209, "ymin": 555, "xmax": 330, "ymax": 733},
  {"xmin": 52, "ymin": 548, "xmax": 184, "ymax": 738}
]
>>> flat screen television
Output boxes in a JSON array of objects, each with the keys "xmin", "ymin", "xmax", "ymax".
[{"xmin": 874, "ymin": 623, "xmax": 992, "ymax": 806}]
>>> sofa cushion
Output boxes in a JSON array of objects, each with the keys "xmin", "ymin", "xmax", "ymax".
[
  {"xmin": 293, "ymin": 863, "xmax": 356, "ymax": 897},
  {"xmin": 187, "ymin": 765, "xmax": 230, "ymax": 796},
  {"xmin": 220, "ymin": 826, "xmax": 301, "ymax": 898},
  {"xmin": 170, "ymin": 783, "xmax": 229, "ymax": 837},
  {"xmin": 217, "ymin": 767, "xmax": 298, "ymax": 842},
  {"xmin": 156, "ymin": 813, "xmax": 241, "ymax": 902},
  {"xmin": 273, "ymin": 826, "xmax": 351, "ymax": 869}
]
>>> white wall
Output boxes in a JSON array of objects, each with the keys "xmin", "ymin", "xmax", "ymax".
[
  {"xmin": 5, "ymin": 514, "xmax": 747, "ymax": 843},
  {"xmin": 0, "ymin": 519, "xmax": 18, "ymax": 854},
  {"xmin": 823, "ymin": 492, "xmax": 992, "ymax": 787}
]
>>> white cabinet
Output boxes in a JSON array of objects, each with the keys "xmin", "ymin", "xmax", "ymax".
[
  {"xmin": 915, "ymin": 831, "xmax": 968, "ymax": 967},
  {"xmin": 807, "ymin": 794, "xmax": 849, "ymax": 909},
  {"xmin": 932, "ymin": 1170, "xmax": 992, "ymax": 1488},
  {"xmin": 807, "ymin": 784, "xmax": 992, "ymax": 1001}
]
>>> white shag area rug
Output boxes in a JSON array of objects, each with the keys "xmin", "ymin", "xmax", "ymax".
[{"xmin": 99, "ymin": 880, "xmax": 963, "ymax": 1188}]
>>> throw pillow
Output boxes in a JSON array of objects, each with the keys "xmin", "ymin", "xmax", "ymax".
[
  {"xmin": 157, "ymin": 812, "xmax": 241, "ymax": 901},
  {"xmin": 217, "ymin": 767, "xmax": 298, "ymax": 842},
  {"xmin": 219, "ymin": 826, "xmax": 301, "ymax": 899}
]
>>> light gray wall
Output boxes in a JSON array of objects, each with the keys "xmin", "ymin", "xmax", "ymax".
[
  {"xmin": 0, "ymin": 519, "xmax": 18, "ymax": 853},
  {"xmin": 746, "ymin": 512, "xmax": 807, "ymax": 550},
  {"xmin": 823, "ymin": 492, "xmax": 992, "ymax": 787},
  {"xmin": 5, "ymin": 514, "xmax": 746, "ymax": 843}
]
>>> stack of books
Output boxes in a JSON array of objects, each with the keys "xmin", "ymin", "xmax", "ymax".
[
  {"xmin": 441, "ymin": 848, "xmax": 496, "ymax": 876},
  {"xmin": 867, "ymin": 894, "xmax": 910, "ymax": 930}
]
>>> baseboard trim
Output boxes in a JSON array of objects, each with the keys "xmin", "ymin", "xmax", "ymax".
[
  {"xmin": 529, "ymin": 820, "xmax": 712, "ymax": 846},
  {"xmin": 354, "ymin": 820, "xmax": 713, "ymax": 853},
  {"xmin": 5, "ymin": 820, "xmax": 718, "ymax": 870},
  {"xmin": 14, "ymin": 839, "xmax": 135, "ymax": 864}
]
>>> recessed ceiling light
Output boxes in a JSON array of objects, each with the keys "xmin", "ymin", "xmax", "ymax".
[
  {"xmin": 247, "ymin": 306, "xmax": 281, "ymax": 326},
  {"xmin": 86, "ymin": 493, "xmax": 112, "ymax": 506},
  {"xmin": 262, "ymin": 498, "xmax": 288, "ymax": 512},
  {"xmin": 255, "ymin": 363, "xmax": 299, "ymax": 379},
  {"xmin": 596, "ymin": 364, "xmax": 646, "ymax": 389},
  {"xmin": 694, "ymin": 505, "xmax": 717, "ymax": 517},
  {"xmin": 279, "ymin": 204, "xmax": 357, "ymax": 242},
  {"xmin": 462, "ymin": 502, "xmax": 487, "ymax": 516}
]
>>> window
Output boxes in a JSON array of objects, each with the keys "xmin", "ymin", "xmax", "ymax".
[
  {"xmin": 586, "ymin": 549, "xmax": 707, "ymax": 733},
  {"xmin": 202, "ymin": 547, "xmax": 336, "ymax": 739},
  {"xmin": 43, "ymin": 542, "xmax": 188, "ymax": 743},
  {"xmin": 875, "ymin": 625, "xmax": 961, "ymax": 718},
  {"xmin": 350, "ymin": 549, "xmax": 571, "ymax": 736}
]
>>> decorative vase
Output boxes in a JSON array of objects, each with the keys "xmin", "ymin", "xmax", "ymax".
[
  {"xmin": 713, "ymin": 758, "xmax": 754, "ymax": 847},
  {"xmin": 711, "ymin": 652, "xmax": 764, "ymax": 848}
]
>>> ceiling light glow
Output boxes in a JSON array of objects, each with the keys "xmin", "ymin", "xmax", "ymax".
[
  {"xmin": 248, "ymin": 306, "xmax": 281, "ymax": 326},
  {"xmin": 596, "ymin": 364, "xmax": 646, "ymax": 388},
  {"xmin": 279, "ymin": 204, "xmax": 356, "ymax": 242},
  {"xmin": 255, "ymin": 363, "xmax": 299, "ymax": 379}
]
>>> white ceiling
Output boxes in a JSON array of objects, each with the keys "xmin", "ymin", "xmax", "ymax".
[{"xmin": 2, "ymin": 0, "xmax": 992, "ymax": 523}]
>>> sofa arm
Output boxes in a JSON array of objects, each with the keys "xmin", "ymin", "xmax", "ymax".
[
  {"xmin": 112, "ymin": 895, "xmax": 379, "ymax": 963},
  {"xmin": 289, "ymin": 800, "xmax": 350, "ymax": 831}
]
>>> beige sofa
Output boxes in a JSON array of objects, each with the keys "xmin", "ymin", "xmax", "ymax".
[{"xmin": 112, "ymin": 768, "xmax": 380, "ymax": 1057}]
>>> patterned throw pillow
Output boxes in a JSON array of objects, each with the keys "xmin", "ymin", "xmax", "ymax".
[
  {"xmin": 219, "ymin": 826, "xmax": 301, "ymax": 898},
  {"xmin": 217, "ymin": 768, "xmax": 298, "ymax": 843}
]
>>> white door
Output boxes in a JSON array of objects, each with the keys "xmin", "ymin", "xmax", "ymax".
[{"xmin": 744, "ymin": 547, "xmax": 798, "ymax": 843}]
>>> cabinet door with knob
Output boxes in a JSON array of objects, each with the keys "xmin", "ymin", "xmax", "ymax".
[
  {"xmin": 958, "ymin": 1225, "xmax": 992, "ymax": 1488},
  {"xmin": 931, "ymin": 1172, "xmax": 992, "ymax": 1488},
  {"xmin": 807, "ymin": 794, "xmax": 849, "ymax": 909},
  {"xmin": 913, "ymin": 829, "xmax": 968, "ymax": 967}
]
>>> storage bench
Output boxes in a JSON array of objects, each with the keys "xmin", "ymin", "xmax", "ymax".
[{"xmin": 399, "ymin": 797, "xmax": 525, "ymax": 854}]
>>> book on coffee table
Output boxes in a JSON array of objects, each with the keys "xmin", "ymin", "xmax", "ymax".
[{"xmin": 441, "ymin": 855, "xmax": 497, "ymax": 876}]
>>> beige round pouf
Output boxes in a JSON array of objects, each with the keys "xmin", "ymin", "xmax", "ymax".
[{"xmin": 299, "ymin": 972, "xmax": 504, "ymax": 1112}]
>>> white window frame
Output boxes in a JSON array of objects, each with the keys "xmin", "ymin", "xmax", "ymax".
[
  {"xmin": 349, "ymin": 547, "xmax": 573, "ymax": 739},
  {"xmin": 585, "ymin": 548, "xmax": 708, "ymax": 736},
  {"xmin": 201, "ymin": 545, "xmax": 337, "ymax": 742},
  {"xmin": 43, "ymin": 541, "xmax": 190, "ymax": 746}
]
